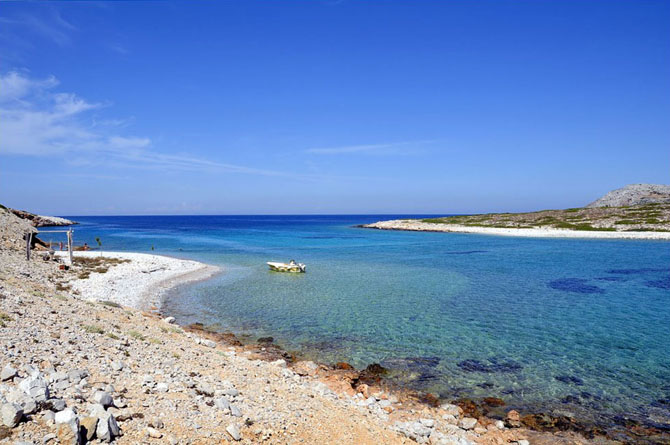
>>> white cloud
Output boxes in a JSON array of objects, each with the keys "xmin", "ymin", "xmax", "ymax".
[
  {"xmin": 306, "ymin": 140, "xmax": 433, "ymax": 155},
  {"xmin": 0, "ymin": 71, "xmax": 337, "ymax": 180}
]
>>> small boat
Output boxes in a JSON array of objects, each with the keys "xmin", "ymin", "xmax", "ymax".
[{"xmin": 267, "ymin": 260, "xmax": 306, "ymax": 273}]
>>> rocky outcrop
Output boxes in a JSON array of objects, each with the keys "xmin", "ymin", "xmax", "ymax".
[
  {"xmin": 0, "ymin": 206, "xmax": 37, "ymax": 251},
  {"xmin": 586, "ymin": 184, "xmax": 670, "ymax": 208},
  {"xmin": 7, "ymin": 207, "xmax": 76, "ymax": 227}
]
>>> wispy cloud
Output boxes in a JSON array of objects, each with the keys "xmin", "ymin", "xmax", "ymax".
[
  {"xmin": 0, "ymin": 8, "xmax": 76, "ymax": 47},
  {"xmin": 0, "ymin": 71, "xmax": 347, "ymax": 181},
  {"xmin": 306, "ymin": 140, "xmax": 434, "ymax": 155}
]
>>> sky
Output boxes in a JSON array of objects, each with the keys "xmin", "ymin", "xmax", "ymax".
[{"xmin": 1, "ymin": 0, "xmax": 668, "ymax": 215}]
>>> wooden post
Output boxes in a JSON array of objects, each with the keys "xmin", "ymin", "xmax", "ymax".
[
  {"xmin": 67, "ymin": 229, "xmax": 73, "ymax": 265},
  {"xmin": 26, "ymin": 232, "xmax": 32, "ymax": 261}
]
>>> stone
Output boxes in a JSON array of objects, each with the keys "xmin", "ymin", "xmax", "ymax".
[
  {"xmin": 80, "ymin": 416, "xmax": 98, "ymax": 441},
  {"xmin": 46, "ymin": 398, "xmax": 66, "ymax": 412},
  {"xmin": 230, "ymin": 404, "xmax": 242, "ymax": 417},
  {"xmin": 506, "ymin": 409, "xmax": 522, "ymax": 428},
  {"xmin": 57, "ymin": 417, "xmax": 81, "ymax": 445},
  {"xmin": 67, "ymin": 369, "xmax": 88, "ymax": 385},
  {"xmin": 55, "ymin": 408, "xmax": 77, "ymax": 424},
  {"xmin": 516, "ymin": 441, "xmax": 529, "ymax": 445},
  {"xmin": 271, "ymin": 359, "xmax": 287, "ymax": 368},
  {"xmin": 163, "ymin": 316, "xmax": 176, "ymax": 324},
  {"xmin": 18, "ymin": 373, "xmax": 49, "ymax": 402},
  {"xmin": 95, "ymin": 410, "xmax": 120, "ymax": 442},
  {"xmin": 43, "ymin": 433, "xmax": 57, "ymax": 443},
  {"xmin": 110, "ymin": 361, "xmax": 124, "ymax": 372},
  {"xmin": 0, "ymin": 365, "xmax": 17, "ymax": 381},
  {"xmin": 195, "ymin": 382, "xmax": 214, "ymax": 397},
  {"xmin": 214, "ymin": 397, "xmax": 230, "ymax": 411},
  {"xmin": 201, "ymin": 339, "xmax": 216, "ymax": 348},
  {"xmin": 1, "ymin": 402, "xmax": 23, "ymax": 427},
  {"xmin": 93, "ymin": 391, "xmax": 113, "ymax": 407},
  {"xmin": 495, "ymin": 420, "xmax": 505, "ymax": 430},
  {"xmin": 222, "ymin": 388, "xmax": 239, "ymax": 397},
  {"xmin": 43, "ymin": 410, "xmax": 56, "ymax": 423},
  {"xmin": 146, "ymin": 426, "xmax": 162, "ymax": 438},
  {"xmin": 226, "ymin": 424, "xmax": 241, "ymax": 441},
  {"xmin": 155, "ymin": 382, "xmax": 169, "ymax": 393},
  {"xmin": 458, "ymin": 417, "xmax": 478, "ymax": 430},
  {"xmin": 420, "ymin": 418, "xmax": 435, "ymax": 428}
]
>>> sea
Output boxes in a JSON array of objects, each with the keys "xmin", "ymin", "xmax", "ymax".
[{"xmin": 61, "ymin": 214, "xmax": 670, "ymax": 434}]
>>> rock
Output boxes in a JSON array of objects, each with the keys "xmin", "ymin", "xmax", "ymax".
[
  {"xmin": 226, "ymin": 424, "xmax": 241, "ymax": 441},
  {"xmin": 271, "ymin": 359, "xmax": 287, "ymax": 368},
  {"xmin": 43, "ymin": 432, "xmax": 57, "ymax": 443},
  {"xmin": 156, "ymin": 382, "xmax": 169, "ymax": 393},
  {"xmin": 0, "ymin": 365, "xmax": 17, "ymax": 381},
  {"xmin": 93, "ymin": 391, "xmax": 113, "ymax": 408},
  {"xmin": 57, "ymin": 417, "xmax": 81, "ymax": 445},
  {"xmin": 80, "ymin": 416, "xmax": 98, "ymax": 441},
  {"xmin": 20, "ymin": 397, "xmax": 37, "ymax": 415},
  {"xmin": 587, "ymin": 184, "xmax": 670, "ymax": 208},
  {"xmin": 335, "ymin": 362, "xmax": 354, "ymax": 370},
  {"xmin": 440, "ymin": 403, "xmax": 461, "ymax": 417},
  {"xmin": 95, "ymin": 409, "xmax": 120, "ymax": 442},
  {"xmin": 293, "ymin": 361, "xmax": 318, "ymax": 376},
  {"xmin": 494, "ymin": 420, "xmax": 505, "ymax": 430},
  {"xmin": 1, "ymin": 402, "xmax": 23, "ymax": 427},
  {"xmin": 458, "ymin": 417, "xmax": 478, "ymax": 430},
  {"xmin": 257, "ymin": 336, "xmax": 273, "ymax": 343},
  {"xmin": 222, "ymin": 388, "xmax": 239, "ymax": 397},
  {"xmin": 67, "ymin": 369, "xmax": 87, "ymax": 385},
  {"xmin": 45, "ymin": 398, "xmax": 66, "ymax": 412},
  {"xmin": 214, "ymin": 397, "xmax": 230, "ymax": 411},
  {"xmin": 55, "ymin": 408, "xmax": 77, "ymax": 424},
  {"xmin": 506, "ymin": 409, "xmax": 522, "ymax": 428},
  {"xmin": 516, "ymin": 441, "xmax": 530, "ymax": 445},
  {"xmin": 195, "ymin": 382, "xmax": 214, "ymax": 397},
  {"xmin": 110, "ymin": 361, "xmax": 124, "ymax": 372},
  {"xmin": 18, "ymin": 373, "xmax": 49, "ymax": 402},
  {"xmin": 201, "ymin": 339, "xmax": 216, "ymax": 348},
  {"xmin": 43, "ymin": 410, "xmax": 56, "ymax": 423},
  {"xmin": 230, "ymin": 404, "xmax": 242, "ymax": 417},
  {"xmin": 163, "ymin": 316, "xmax": 176, "ymax": 324},
  {"xmin": 420, "ymin": 418, "xmax": 435, "ymax": 428},
  {"xmin": 146, "ymin": 426, "xmax": 162, "ymax": 438}
]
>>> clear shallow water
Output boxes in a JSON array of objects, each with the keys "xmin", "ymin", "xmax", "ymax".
[{"xmin": 65, "ymin": 215, "xmax": 670, "ymax": 429}]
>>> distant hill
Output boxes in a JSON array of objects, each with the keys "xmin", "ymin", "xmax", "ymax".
[{"xmin": 587, "ymin": 184, "xmax": 670, "ymax": 208}]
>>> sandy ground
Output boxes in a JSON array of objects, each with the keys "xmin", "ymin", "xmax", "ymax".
[
  {"xmin": 363, "ymin": 220, "xmax": 670, "ymax": 240},
  {"xmin": 56, "ymin": 251, "xmax": 220, "ymax": 309}
]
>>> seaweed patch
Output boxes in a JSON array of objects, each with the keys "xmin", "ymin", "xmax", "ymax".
[{"xmin": 548, "ymin": 278, "xmax": 604, "ymax": 294}]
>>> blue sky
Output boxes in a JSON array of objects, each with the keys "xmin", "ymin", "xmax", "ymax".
[{"xmin": 1, "ymin": 0, "xmax": 668, "ymax": 215}]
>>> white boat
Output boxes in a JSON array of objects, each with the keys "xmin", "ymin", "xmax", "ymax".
[{"xmin": 267, "ymin": 260, "xmax": 306, "ymax": 273}]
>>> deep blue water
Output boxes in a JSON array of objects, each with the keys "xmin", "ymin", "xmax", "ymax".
[{"xmin": 62, "ymin": 215, "xmax": 670, "ymax": 429}]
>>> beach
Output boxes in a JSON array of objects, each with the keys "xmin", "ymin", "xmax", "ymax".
[
  {"xmin": 1, "ymin": 209, "xmax": 573, "ymax": 444},
  {"xmin": 55, "ymin": 251, "xmax": 220, "ymax": 310},
  {"xmin": 361, "ymin": 219, "xmax": 670, "ymax": 240}
]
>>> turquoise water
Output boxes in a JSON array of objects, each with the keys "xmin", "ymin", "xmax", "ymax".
[{"xmin": 65, "ymin": 215, "xmax": 670, "ymax": 431}]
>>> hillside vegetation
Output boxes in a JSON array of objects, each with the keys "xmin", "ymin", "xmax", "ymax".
[{"xmin": 422, "ymin": 202, "xmax": 670, "ymax": 232}]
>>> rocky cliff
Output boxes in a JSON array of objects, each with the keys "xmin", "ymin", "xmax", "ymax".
[
  {"xmin": 7, "ymin": 207, "xmax": 76, "ymax": 227},
  {"xmin": 586, "ymin": 184, "xmax": 670, "ymax": 208}
]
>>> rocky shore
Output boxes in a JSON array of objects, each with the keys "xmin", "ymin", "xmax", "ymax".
[
  {"xmin": 6, "ymin": 207, "xmax": 76, "ymax": 227},
  {"xmin": 0, "ymin": 207, "xmax": 612, "ymax": 444}
]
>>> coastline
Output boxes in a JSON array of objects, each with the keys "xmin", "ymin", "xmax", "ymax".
[
  {"xmin": 361, "ymin": 219, "xmax": 670, "ymax": 240},
  {"xmin": 1, "ymin": 246, "xmax": 564, "ymax": 445}
]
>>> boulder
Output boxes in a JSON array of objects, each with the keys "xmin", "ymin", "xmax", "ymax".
[
  {"xmin": 0, "ymin": 365, "xmax": 17, "ymax": 381},
  {"xmin": 57, "ymin": 417, "xmax": 81, "ymax": 445},
  {"xmin": 80, "ymin": 416, "xmax": 98, "ymax": 441},
  {"xmin": 18, "ymin": 373, "xmax": 49, "ymax": 402},
  {"xmin": 1, "ymin": 402, "xmax": 23, "ymax": 427},
  {"xmin": 95, "ymin": 410, "xmax": 120, "ymax": 442},
  {"xmin": 55, "ymin": 408, "xmax": 77, "ymax": 424},
  {"xmin": 93, "ymin": 391, "xmax": 113, "ymax": 407}
]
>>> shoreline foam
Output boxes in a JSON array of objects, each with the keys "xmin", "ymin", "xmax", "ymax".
[{"xmin": 361, "ymin": 219, "xmax": 670, "ymax": 240}]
